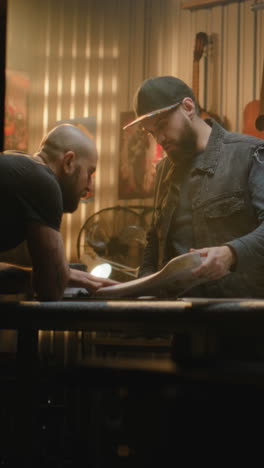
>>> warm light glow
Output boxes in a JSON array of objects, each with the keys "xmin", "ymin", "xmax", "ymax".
[
  {"xmin": 112, "ymin": 75, "xmax": 117, "ymax": 94},
  {"xmin": 56, "ymin": 76, "xmax": 63, "ymax": 122},
  {"xmin": 38, "ymin": 330, "xmax": 43, "ymax": 354},
  {"xmin": 84, "ymin": 77, "xmax": 90, "ymax": 116},
  {"xmin": 112, "ymin": 45, "xmax": 119, "ymax": 59},
  {"xmin": 65, "ymin": 214, "xmax": 72, "ymax": 260},
  {"xmin": 95, "ymin": 101, "xmax": 102, "ymax": 213},
  {"xmin": 91, "ymin": 263, "xmax": 112, "ymax": 278},
  {"xmin": 98, "ymin": 75, "xmax": 103, "ymax": 96},
  {"xmin": 38, "ymin": 330, "xmax": 54, "ymax": 355},
  {"xmin": 99, "ymin": 41, "xmax": 104, "ymax": 60},
  {"xmin": 80, "ymin": 202, "xmax": 86, "ymax": 228},
  {"xmin": 44, "ymin": 77, "xmax": 49, "ymax": 97},
  {"xmin": 56, "ymin": 2, "xmax": 64, "ymax": 122},
  {"xmin": 85, "ymin": 37, "xmax": 91, "ymax": 60},
  {"xmin": 111, "ymin": 106, "xmax": 117, "ymax": 122},
  {"xmin": 70, "ymin": 7, "xmax": 77, "ymax": 119},
  {"xmin": 83, "ymin": 16, "xmax": 91, "ymax": 117},
  {"xmin": 109, "ymin": 41, "xmax": 118, "ymax": 189},
  {"xmin": 43, "ymin": 105, "xmax": 49, "ymax": 135},
  {"xmin": 57, "ymin": 76, "xmax": 63, "ymax": 98},
  {"xmin": 43, "ymin": 4, "xmax": 51, "ymax": 135},
  {"xmin": 59, "ymin": 37, "xmax": 64, "ymax": 58},
  {"xmin": 50, "ymin": 330, "xmax": 54, "ymax": 353},
  {"xmin": 95, "ymin": 69, "xmax": 103, "ymax": 212},
  {"xmin": 96, "ymin": 104, "xmax": 103, "ymax": 158},
  {"xmin": 70, "ymin": 76, "xmax": 76, "ymax": 118}
]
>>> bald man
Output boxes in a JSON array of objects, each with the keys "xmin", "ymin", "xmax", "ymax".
[{"xmin": 0, "ymin": 124, "xmax": 117, "ymax": 300}]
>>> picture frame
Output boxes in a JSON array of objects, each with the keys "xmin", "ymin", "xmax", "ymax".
[
  {"xmin": 4, "ymin": 69, "xmax": 30, "ymax": 152},
  {"xmin": 118, "ymin": 111, "xmax": 165, "ymax": 200}
]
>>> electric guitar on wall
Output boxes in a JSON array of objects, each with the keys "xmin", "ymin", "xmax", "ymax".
[
  {"xmin": 243, "ymin": 59, "xmax": 264, "ymax": 138},
  {"xmin": 192, "ymin": 31, "xmax": 223, "ymax": 125}
]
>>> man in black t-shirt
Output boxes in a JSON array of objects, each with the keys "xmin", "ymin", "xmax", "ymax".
[{"xmin": 0, "ymin": 124, "xmax": 117, "ymax": 300}]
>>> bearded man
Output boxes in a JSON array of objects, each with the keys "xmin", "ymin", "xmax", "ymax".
[
  {"xmin": 0, "ymin": 124, "xmax": 117, "ymax": 300},
  {"xmin": 124, "ymin": 76, "xmax": 264, "ymax": 298}
]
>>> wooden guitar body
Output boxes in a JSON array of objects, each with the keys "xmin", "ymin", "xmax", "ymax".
[
  {"xmin": 243, "ymin": 100, "xmax": 264, "ymax": 138},
  {"xmin": 199, "ymin": 108, "xmax": 211, "ymax": 120},
  {"xmin": 243, "ymin": 60, "xmax": 264, "ymax": 139}
]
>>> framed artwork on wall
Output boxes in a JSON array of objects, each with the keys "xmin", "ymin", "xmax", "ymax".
[
  {"xmin": 4, "ymin": 69, "xmax": 30, "ymax": 152},
  {"xmin": 118, "ymin": 111, "xmax": 165, "ymax": 200}
]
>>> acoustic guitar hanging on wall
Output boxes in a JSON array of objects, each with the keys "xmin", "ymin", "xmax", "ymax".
[
  {"xmin": 243, "ymin": 59, "xmax": 264, "ymax": 138},
  {"xmin": 192, "ymin": 31, "xmax": 223, "ymax": 125}
]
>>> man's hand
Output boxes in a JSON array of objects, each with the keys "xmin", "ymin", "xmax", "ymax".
[
  {"xmin": 69, "ymin": 268, "xmax": 119, "ymax": 292},
  {"xmin": 190, "ymin": 246, "xmax": 236, "ymax": 281}
]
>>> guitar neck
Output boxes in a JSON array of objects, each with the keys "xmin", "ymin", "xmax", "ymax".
[{"xmin": 192, "ymin": 60, "xmax": 200, "ymax": 105}]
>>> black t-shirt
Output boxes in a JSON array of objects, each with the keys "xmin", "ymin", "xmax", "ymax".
[{"xmin": 0, "ymin": 152, "xmax": 63, "ymax": 251}]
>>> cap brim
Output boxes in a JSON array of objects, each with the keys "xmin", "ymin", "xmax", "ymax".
[{"xmin": 122, "ymin": 102, "xmax": 181, "ymax": 130}]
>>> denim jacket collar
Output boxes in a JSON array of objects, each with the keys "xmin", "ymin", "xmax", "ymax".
[
  {"xmin": 191, "ymin": 120, "xmax": 226, "ymax": 176},
  {"xmin": 164, "ymin": 120, "xmax": 227, "ymax": 182}
]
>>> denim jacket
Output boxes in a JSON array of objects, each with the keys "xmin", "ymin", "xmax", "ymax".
[{"xmin": 139, "ymin": 121, "xmax": 264, "ymax": 298}]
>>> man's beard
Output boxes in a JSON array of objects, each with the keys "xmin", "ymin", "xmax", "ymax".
[
  {"xmin": 166, "ymin": 122, "xmax": 197, "ymax": 168},
  {"xmin": 60, "ymin": 167, "xmax": 81, "ymax": 213}
]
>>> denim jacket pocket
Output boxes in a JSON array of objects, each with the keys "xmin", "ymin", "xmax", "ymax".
[
  {"xmin": 203, "ymin": 193, "xmax": 245, "ymax": 219},
  {"xmin": 202, "ymin": 192, "xmax": 253, "ymax": 244}
]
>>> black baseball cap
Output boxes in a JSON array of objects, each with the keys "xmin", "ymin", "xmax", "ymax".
[{"xmin": 123, "ymin": 76, "xmax": 195, "ymax": 130}]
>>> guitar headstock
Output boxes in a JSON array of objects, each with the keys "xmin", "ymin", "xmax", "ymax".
[{"xmin": 193, "ymin": 32, "xmax": 208, "ymax": 62}]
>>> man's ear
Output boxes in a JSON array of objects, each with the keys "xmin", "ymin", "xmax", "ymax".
[
  {"xmin": 62, "ymin": 151, "xmax": 76, "ymax": 174},
  {"xmin": 182, "ymin": 97, "xmax": 195, "ymax": 117}
]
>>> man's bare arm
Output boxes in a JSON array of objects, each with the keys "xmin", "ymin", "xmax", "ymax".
[
  {"xmin": 26, "ymin": 223, "xmax": 70, "ymax": 301},
  {"xmin": 26, "ymin": 223, "xmax": 118, "ymax": 301}
]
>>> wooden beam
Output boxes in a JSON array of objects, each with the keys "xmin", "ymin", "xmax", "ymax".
[{"xmin": 181, "ymin": 0, "xmax": 244, "ymax": 10}]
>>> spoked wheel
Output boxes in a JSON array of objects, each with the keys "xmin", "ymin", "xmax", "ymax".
[{"xmin": 77, "ymin": 205, "xmax": 151, "ymax": 281}]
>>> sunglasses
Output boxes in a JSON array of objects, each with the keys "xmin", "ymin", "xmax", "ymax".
[{"xmin": 140, "ymin": 101, "xmax": 182, "ymax": 137}]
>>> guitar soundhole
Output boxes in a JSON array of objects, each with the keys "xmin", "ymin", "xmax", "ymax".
[{"xmin": 255, "ymin": 115, "xmax": 264, "ymax": 132}]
